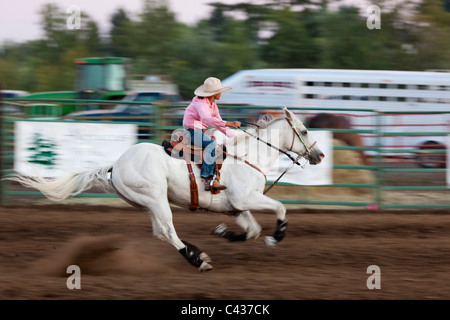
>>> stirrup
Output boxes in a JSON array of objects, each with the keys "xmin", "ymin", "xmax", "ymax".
[
  {"xmin": 204, "ymin": 177, "xmax": 213, "ymax": 191},
  {"xmin": 204, "ymin": 175, "xmax": 226, "ymax": 191}
]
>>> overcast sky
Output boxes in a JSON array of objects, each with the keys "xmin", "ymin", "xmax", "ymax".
[
  {"xmin": 0, "ymin": 0, "xmax": 250, "ymax": 43},
  {"xmin": 0, "ymin": 0, "xmax": 371, "ymax": 44}
]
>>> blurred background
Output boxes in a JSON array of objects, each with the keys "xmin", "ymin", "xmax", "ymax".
[{"xmin": 0, "ymin": 0, "xmax": 449, "ymax": 97}]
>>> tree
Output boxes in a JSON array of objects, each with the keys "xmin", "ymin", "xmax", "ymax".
[
  {"xmin": 412, "ymin": 0, "xmax": 450, "ymax": 70},
  {"xmin": 165, "ymin": 24, "xmax": 228, "ymax": 98},
  {"xmin": 261, "ymin": 8, "xmax": 318, "ymax": 68},
  {"xmin": 25, "ymin": 3, "xmax": 103, "ymax": 92},
  {"xmin": 135, "ymin": 0, "xmax": 180, "ymax": 73},
  {"xmin": 3, "ymin": 0, "xmax": 450, "ymax": 96},
  {"xmin": 39, "ymin": 3, "xmax": 77, "ymax": 61},
  {"xmin": 84, "ymin": 20, "xmax": 101, "ymax": 55},
  {"xmin": 316, "ymin": 5, "xmax": 417, "ymax": 70},
  {"xmin": 39, "ymin": 3, "xmax": 101, "ymax": 61},
  {"xmin": 109, "ymin": 8, "xmax": 138, "ymax": 58}
]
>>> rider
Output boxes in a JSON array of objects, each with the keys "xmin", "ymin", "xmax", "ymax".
[{"xmin": 183, "ymin": 77, "xmax": 241, "ymax": 191}]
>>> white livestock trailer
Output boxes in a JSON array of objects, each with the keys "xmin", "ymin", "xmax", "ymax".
[{"xmin": 220, "ymin": 69, "xmax": 450, "ymax": 167}]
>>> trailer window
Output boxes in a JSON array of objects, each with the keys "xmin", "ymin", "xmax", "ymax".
[{"xmin": 246, "ymin": 80, "xmax": 295, "ymax": 89}]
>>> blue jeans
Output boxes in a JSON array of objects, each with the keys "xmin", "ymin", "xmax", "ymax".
[{"xmin": 184, "ymin": 128, "xmax": 216, "ymax": 178}]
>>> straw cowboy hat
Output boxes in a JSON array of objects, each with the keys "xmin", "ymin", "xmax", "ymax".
[{"xmin": 194, "ymin": 77, "xmax": 231, "ymax": 97}]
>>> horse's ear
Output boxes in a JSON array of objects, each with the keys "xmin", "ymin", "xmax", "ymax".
[
  {"xmin": 283, "ymin": 107, "xmax": 294, "ymax": 120},
  {"xmin": 284, "ymin": 107, "xmax": 304, "ymax": 126}
]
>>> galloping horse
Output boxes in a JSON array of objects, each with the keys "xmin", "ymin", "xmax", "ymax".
[{"xmin": 8, "ymin": 108, "xmax": 324, "ymax": 271}]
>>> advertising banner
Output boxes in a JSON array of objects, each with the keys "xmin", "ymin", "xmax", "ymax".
[{"xmin": 14, "ymin": 121, "xmax": 137, "ymax": 177}]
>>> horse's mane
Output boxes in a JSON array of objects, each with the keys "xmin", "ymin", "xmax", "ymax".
[
  {"xmin": 256, "ymin": 114, "xmax": 285, "ymax": 129},
  {"xmin": 225, "ymin": 115, "xmax": 285, "ymax": 146}
]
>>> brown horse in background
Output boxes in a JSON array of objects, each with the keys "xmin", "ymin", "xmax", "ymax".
[{"xmin": 307, "ymin": 113, "xmax": 371, "ymax": 166}]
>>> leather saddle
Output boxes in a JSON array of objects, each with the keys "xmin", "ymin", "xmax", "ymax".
[
  {"xmin": 162, "ymin": 133, "xmax": 226, "ymax": 166},
  {"xmin": 162, "ymin": 132, "xmax": 227, "ymax": 211}
]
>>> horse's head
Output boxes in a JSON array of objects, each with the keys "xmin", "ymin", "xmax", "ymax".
[{"xmin": 283, "ymin": 108, "xmax": 325, "ymax": 165}]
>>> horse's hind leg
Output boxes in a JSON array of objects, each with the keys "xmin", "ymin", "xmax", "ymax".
[
  {"xmin": 213, "ymin": 210, "xmax": 261, "ymax": 242},
  {"xmin": 146, "ymin": 199, "xmax": 212, "ymax": 271}
]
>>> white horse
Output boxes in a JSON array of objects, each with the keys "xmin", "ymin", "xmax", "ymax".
[{"xmin": 8, "ymin": 108, "xmax": 324, "ymax": 271}]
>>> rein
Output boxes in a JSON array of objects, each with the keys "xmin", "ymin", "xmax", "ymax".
[
  {"xmin": 239, "ymin": 125, "xmax": 302, "ymax": 166},
  {"xmin": 235, "ymin": 117, "xmax": 316, "ymax": 194},
  {"xmin": 223, "ymin": 151, "xmax": 267, "ymax": 183}
]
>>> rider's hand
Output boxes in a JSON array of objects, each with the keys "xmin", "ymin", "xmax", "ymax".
[{"xmin": 226, "ymin": 121, "xmax": 241, "ymax": 129}]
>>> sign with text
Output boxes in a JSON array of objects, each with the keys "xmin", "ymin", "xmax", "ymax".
[{"xmin": 14, "ymin": 121, "xmax": 137, "ymax": 177}]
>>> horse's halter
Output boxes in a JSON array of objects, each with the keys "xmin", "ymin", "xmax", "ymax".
[
  {"xmin": 237, "ymin": 116, "xmax": 318, "ymax": 194},
  {"xmin": 239, "ymin": 117, "xmax": 317, "ymax": 166},
  {"xmin": 285, "ymin": 117, "xmax": 317, "ymax": 159}
]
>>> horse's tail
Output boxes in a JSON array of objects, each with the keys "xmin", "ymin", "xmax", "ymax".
[{"xmin": 6, "ymin": 165, "xmax": 114, "ymax": 202}]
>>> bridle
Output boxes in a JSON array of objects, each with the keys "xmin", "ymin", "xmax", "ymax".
[
  {"xmin": 285, "ymin": 117, "xmax": 317, "ymax": 158},
  {"xmin": 240, "ymin": 117, "xmax": 317, "ymax": 165},
  {"xmin": 238, "ymin": 117, "xmax": 317, "ymax": 194}
]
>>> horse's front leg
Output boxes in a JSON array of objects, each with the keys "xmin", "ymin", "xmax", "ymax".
[
  {"xmin": 213, "ymin": 210, "xmax": 262, "ymax": 241},
  {"xmin": 264, "ymin": 218, "xmax": 288, "ymax": 247},
  {"xmin": 228, "ymin": 190, "xmax": 288, "ymax": 247}
]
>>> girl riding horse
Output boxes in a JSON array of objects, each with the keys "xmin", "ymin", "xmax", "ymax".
[{"xmin": 183, "ymin": 77, "xmax": 241, "ymax": 191}]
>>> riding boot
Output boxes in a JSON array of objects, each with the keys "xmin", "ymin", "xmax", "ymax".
[{"xmin": 204, "ymin": 176, "xmax": 227, "ymax": 191}]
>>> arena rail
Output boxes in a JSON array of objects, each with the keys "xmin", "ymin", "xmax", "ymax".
[{"xmin": 1, "ymin": 98, "xmax": 448, "ymax": 210}]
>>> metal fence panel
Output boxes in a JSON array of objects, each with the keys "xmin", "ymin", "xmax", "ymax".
[{"xmin": 1, "ymin": 98, "xmax": 448, "ymax": 209}]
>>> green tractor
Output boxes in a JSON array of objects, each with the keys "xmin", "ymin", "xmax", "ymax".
[{"xmin": 22, "ymin": 57, "xmax": 131, "ymax": 117}]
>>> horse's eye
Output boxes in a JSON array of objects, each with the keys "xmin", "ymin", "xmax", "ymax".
[{"xmin": 301, "ymin": 130, "xmax": 308, "ymax": 135}]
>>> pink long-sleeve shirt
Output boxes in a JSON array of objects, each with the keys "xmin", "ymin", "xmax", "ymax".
[{"xmin": 183, "ymin": 96, "xmax": 236, "ymax": 138}]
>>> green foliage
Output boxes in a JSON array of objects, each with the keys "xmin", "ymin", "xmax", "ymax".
[
  {"xmin": 110, "ymin": 8, "xmax": 138, "ymax": 58},
  {"xmin": 1, "ymin": 0, "xmax": 449, "ymax": 96},
  {"xmin": 413, "ymin": 0, "xmax": 450, "ymax": 70},
  {"xmin": 262, "ymin": 8, "xmax": 319, "ymax": 68}
]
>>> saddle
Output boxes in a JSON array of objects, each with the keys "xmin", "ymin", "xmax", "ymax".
[{"xmin": 162, "ymin": 132, "xmax": 227, "ymax": 211}]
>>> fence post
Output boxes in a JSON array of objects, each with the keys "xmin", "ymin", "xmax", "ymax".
[
  {"xmin": 154, "ymin": 103, "xmax": 162, "ymax": 143},
  {"xmin": 374, "ymin": 110, "xmax": 383, "ymax": 210},
  {"xmin": 0, "ymin": 83, "xmax": 4, "ymax": 206}
]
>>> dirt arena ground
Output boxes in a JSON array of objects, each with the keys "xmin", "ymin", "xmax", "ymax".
[{"xmin": 1, "ymin": 203, "xmax": 450, "ymax": 301}]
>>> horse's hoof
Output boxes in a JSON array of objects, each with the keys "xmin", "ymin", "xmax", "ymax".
[
  {"xmin": 199, "ymin": 261, "xmax": 213, "ymax": 272},
  {"xmin": 200, "ymin": 252, "xmax": 212, "ymax": 263},
  {"xmin": 264, "ymin": 236, "xmax": 278, "ymax": 248},
  {"xmin": 213, "ymin": 224, "xmax": 227, "ymax": 237}
]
